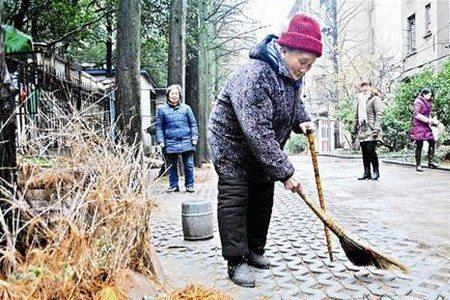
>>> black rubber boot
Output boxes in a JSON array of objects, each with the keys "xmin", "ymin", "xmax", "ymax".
[
  {"xmin": 428, "ymin": 142, "xmax": 439, "ymax": 169},
  {"xmin": 371, "ymin": 161, "xmax": 380, "ymax": 180},
  {"xmin": 358, "ymin": 166, "xmax": 371, "ymax": 180},
  {"xmin": 371, "ymin": 170, "xmax": 380, "ymax": 180},
  {"xmin": 358, "ymin": 172, "xmax": 371, "ymax": 180},
  {"xmin": 246, "ymin": 251, "xmax": 270, "ymax": 269},
  {"xmin": 227, "ymin": 258, "xmax": 255, "ymax": 288},
  {"xmin": 358, "ymin": 152, "xmax": 371, "ymax": 180},
  {"xmin": 428, "ymin": 162, "xmax": 439, "ymax": 169},
  {"xmin": 415, "ymin": 143, "xmax": 423, "ymax": 171}
]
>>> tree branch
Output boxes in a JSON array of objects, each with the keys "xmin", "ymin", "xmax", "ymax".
[
  {"xmin": 204, "ymin": 0, "xmax": 227, "ymax": 21},
  {"xmin": 47, "ymin": 8, "xmax": 114, "ymax": 47},
  {"xmin": 210, "ymin": 25, "xmax": 266, "ymax": 50},
  {"xmin": 336, "ymin": 0, "xmax": 348, "ymax": 16},
  {"xmin": 338, "ymin": 2, "xmax": 364, "ymax": 25},
  {"xmin": 210, "ymin": 0, "xmax": 248, "ymax": 24}
]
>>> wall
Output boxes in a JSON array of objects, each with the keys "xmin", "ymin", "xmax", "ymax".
[{"xmin": 402, "ymin": 0, "xmax": 450, "ymax": 77}]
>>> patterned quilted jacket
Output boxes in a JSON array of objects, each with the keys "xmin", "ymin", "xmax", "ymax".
[{"xmin": 208, "ymin": 35, "xmax": 311, "ymax": 183}]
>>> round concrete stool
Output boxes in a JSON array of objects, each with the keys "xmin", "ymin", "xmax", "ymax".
[{"xmin": 181, "ymin": 200, "xmax": 213, "ymax": 241}]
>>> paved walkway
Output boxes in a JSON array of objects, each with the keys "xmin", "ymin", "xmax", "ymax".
[{"xmin": 150, "ymin": 156, "xmax": 450, "ymax": 299}]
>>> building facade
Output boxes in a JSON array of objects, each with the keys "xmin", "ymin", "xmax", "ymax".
[{"xmin": 401, "ymin": 0, "xmax": 450, "ymax": 78}]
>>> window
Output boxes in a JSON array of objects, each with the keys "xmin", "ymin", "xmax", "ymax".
[
  {"xmin": 425, "ymin": 4, "xmax": 431, "ymax": 35},
  {"xmin": 407, "ymin": 14, "xmax": 416, "ymax": 53}
]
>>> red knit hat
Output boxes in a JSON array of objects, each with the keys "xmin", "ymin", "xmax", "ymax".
[{"xmin": 278, "ymin": 13, "xmax": 322, "ymax": 57}]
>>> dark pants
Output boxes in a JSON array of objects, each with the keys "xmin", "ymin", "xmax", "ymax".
[
  {"xmin": 415, "ymin": 139, "xmax": 436, "ymax": 166},
  {"xmin": 217, "ymin": 178, "xmax": 274, "ymax": 260},
  {"xmin": 360, "ymin": 141, "xmax": 379, "ymax": 173},
  {"xmin": 165, "ymin": 151, "xmax": 195, "ymax": 188}
]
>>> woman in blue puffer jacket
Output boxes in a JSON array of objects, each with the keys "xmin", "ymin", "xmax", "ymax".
[{"xmin": 156, "ymin": 84, "xmax": 199, "ymax": 193}]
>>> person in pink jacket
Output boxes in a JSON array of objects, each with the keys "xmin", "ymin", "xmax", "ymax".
[{"xmin": 410, "ymin": 88, "xmax": 440, "ymax": 171}]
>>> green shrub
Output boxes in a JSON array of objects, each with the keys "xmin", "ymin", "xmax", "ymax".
[
  {"xmin": 383, "ymin": 60, "xmax": 450, "ymax": 151},
  {"xmin": 286, "ymin": 134, "xmax": 308, "ymax": 154},
  {"xmin": 336, "ymin": 95, "xmax": 356, "ymax": 134},
  {"xmin": 436, "ymin": 145, "xmax": 450, "ymax": 162},
  {"xmin": 381, "ymin": 104, "xmax": 412, "ymax": 151}
]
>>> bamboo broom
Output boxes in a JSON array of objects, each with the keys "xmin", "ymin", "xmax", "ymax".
[
  {"xmin": 306, "ymin": 131, "xmax": 333, "ymax": 261},
  {"xmin": 295, "ymin": 188, "xmax": 410, "ymax": 273}
]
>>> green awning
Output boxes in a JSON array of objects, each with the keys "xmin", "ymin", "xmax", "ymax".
[{"xmin": 2, "ymin": 25, "xmax": 33, "ymax": 53}]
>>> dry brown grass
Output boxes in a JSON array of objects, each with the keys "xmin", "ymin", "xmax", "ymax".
[
  {"xmin": 0, "ymin": 95, "xmax": 159, "ymax": 299},
  {"xmin": 164, "ymin": 284, "xmax": 234, "ymax": 300}
]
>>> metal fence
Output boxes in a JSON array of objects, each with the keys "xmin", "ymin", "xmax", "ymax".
[{"xmin": 6, "ymin": 51, "xmax": 113, "ymax": 148}]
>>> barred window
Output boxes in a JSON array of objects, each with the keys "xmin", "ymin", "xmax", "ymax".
[
  {"xmin": 407, "ymin": 14, "xmax": 416, "ymax": 53},
  {"xmin": 425, "ymin": 4, "xmax": 431, "ymax": 34}
]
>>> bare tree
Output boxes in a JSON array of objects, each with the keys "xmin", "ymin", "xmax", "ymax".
[
  {"xmin": 106, "ymin": 7, "xmax": 114, "ymax": 77},
  {"xmin": 115, "ymin": 0, "xmax": 142, "ymax": 145},
  {"xmin": 317, "ymin": 0, "xmax": 366, "ymax": 92},
  {"xmin": 197, "ymin": 0, "xmax": 212, "ymax": 165},
  {"xmin": 205, "ymin": 0, "xmax": 265, "ymax": 98},
  {"xmin": 168, "ymin": 0, "xmax": 187, "ymax": 100},
  {"xmin": 307, "ymin": 0, "xmax": 366, "ymax": 147},
  {"xmin": 184, "ymin": 0, "xmax": 260, "ymax": 166}
]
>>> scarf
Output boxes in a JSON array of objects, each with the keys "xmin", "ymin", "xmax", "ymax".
[{"xmin": 357, "ymin": 93, "xmax": 370, "ymax": 126}]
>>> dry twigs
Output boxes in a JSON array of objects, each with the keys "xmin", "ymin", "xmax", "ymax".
[{"xmin": 0, "ymin": 94, "xmax": 158, "ymax": 299}]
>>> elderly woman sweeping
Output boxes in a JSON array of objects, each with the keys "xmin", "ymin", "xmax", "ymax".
[
  {"xmin": 208, "ymin": 13, "xmax": 320, "ymax": 287},
  {"xmin": 353, "ymin": 82, "xmax": 383, "ymax": 181},
  {"xmin": 156, "ymin": 84, "xmax": 198, "ymax": 193}
]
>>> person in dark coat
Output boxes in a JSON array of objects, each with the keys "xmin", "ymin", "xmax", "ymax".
[
  {"xmin": 156, "ymin": 84, "xmax": 199, "ymax": 192},
  {"xmin": 353, "ymin": 82, "xmax": 383, "ymax": 180},
  {"xmin": 410, "ymin": 88, "xmax": 440, "ymax": 171},
  {"xmin": 207, "ymin": 13, "xmax": 321, "ymax": 287}
]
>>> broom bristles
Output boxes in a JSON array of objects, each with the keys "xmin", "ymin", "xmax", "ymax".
[
  {"xmin": 296, "ymin": 190, "xmax": 410, "ymax": 274},
  {"xmin": 339, "ymin": 236, "xmax": 410, "ymax": 273}
]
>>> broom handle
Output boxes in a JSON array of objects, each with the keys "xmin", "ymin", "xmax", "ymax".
[
  {"xmin": 306, "ymin": 131, "xmax": 334, "ymax": 261},
  {"xmin": 295, "ymin": 187, "xmax": 341, "ymax": 235}
]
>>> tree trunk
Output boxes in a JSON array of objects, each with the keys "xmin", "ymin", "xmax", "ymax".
[
  {"xmin": 106, "ymin": 10, "xmax": 113, "ymax": 78},
  {"xmin": 186, "ymin": 3, "xmax": 201, "ymax": 167},
  {"xmin": 186, "ymin": 48, "xmax": 202, "ymax": 166},
  {"xmin": 115, "ymin": 0, "xmax": 141, "ymax": 145},
  {"xmin": 197, "ymin": 0, "xmax": 213, "ymax": 164},
  {"xmin": 168, "ymin": 0, "xmax": 187, "ymax": 100},
  {"xmin": 0, "ymin": 0, "xmax": 27, "ymax": 258},
  {"xmin": 168, "ymin": 0, "xmax": 188, "ymax": 173},
  {"xmin": 0, "ymin": 0, "xmax": 17, "ymax": 192},
  {"xmin": 331, "ymin": 0, "xmax": 341, "ymax": 149},
  {"xmin": 13, "ymin": 0, "xmax": 31, "ymax": 31}
]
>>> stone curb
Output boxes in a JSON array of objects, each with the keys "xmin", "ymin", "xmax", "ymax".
[
  {"xmin": 382, "ymin": 159, "xmax": 450, "ymax": 171},
  {"xmin": 317, "ymin": 153, "xmax": 423, "ymax": 160},
  {"xmin": 316, "ymin": 153, "xmax": 450, "ymax": 171},
  {"xmin": 317, "ymin": 153, "xmax": 360, "ymax": 159}
]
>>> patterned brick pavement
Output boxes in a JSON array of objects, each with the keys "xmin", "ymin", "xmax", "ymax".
[{"xmin": 150, "ymin": 158, "xmax": 450, "ymax": 299}]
